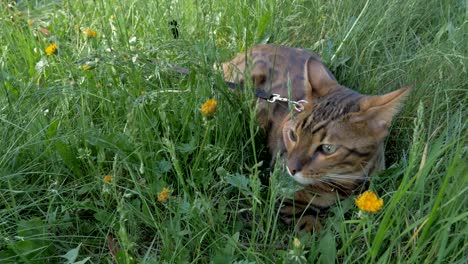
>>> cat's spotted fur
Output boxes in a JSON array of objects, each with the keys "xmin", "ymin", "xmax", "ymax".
[{"xmin": 223, "ymin": 44, "xmax": 409, "ymax": 232}]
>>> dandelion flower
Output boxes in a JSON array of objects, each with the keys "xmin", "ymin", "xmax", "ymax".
[
  {"xmin": 355, "ymin": 190, "xmax": 384, "ymax": 213},
  {"xmin": 103, "ymin": 175, "xmax": 113, "ymax": 183},
  {"xmin": 200, "ymin": 98, "xmax": 218, "ymax": 116},
  {"xmin": 45, "ymin": 43, "xmax": 58, "ymax": 56},
  {"xmin": 288, "ymin": 237, "xmax": 307, "ymax": 262},
  {"xmin": 293, "ymin": 237, "xmax": 301, "ymax": 248},
  {"xmin": 84, "ymin": 28, "xmax": 97, "ymax": 38},
  {"xmin": 27, "ymin": 19, "xmax": 33, "ymax": 26},
  {"xmin": 157, "ymin": 187, "xmax": 170, "ymax": 202}
]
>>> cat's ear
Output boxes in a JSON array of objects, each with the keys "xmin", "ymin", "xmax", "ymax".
[
  {"xmin": 223, "ymin": 60, "xmax": 266, "ymax": 87},
  {"xmin": 351, "ymin": 86, "xmax": 411, "ymax": 139},
  {"xmin": 304, "ymin": 57, "xmax": 338, "ymax": 101}
]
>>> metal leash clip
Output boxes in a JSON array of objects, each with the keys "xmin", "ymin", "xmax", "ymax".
[{"xmin": 267, "ymin": 94, "xmax": 308, "ymax": 112}]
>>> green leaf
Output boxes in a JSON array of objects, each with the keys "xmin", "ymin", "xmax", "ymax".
[
  {"xmin": 94, "ymin": 211, "xmax": 114, "ymax": 226},
  {"xmin": 0, "ymin": 249, "xmax": 16, "ymax": 263},
  {"xmin": 212, "ymin": 232, "xmax": 240, "ymax": 264},
  {"xmin": 156, "ymin": 160, "xmax": 172, "ymax": 173},
  {"xmin": 318, "ymin": 231, "xmax": 336, "ymax": 264},
  {"xmin": 17, "ymin": 217, "xmax": 44, "ymax": 237},
  {"xmin": 257, "ymin": 33, "xmax": 272, "ymax": 45},
  {"xmin": 176, "ymin": 141, "xmax": 196, "ymax": 154},
  {"xmin": 256, "ymin": 12, "xmax": 271, "ymax": 43},
  {"xmin": 11, "ymin": 240, "xmax": 38, "ymax": 255},
  {"xmin": 115, "ymin": 249, "xmax": 135, "ymax": 264},
  {"xmin": 55, "ymin": 140, "xmax": 82, "ymax": 177},
  {"xmin": 61, "ymin": 243, "xmax": 81, "ymax": 264},
  {"xmin": 46, "ymin": 119, "xmax": 60, "ymax": 138},
  {"xmin": 226, "ymin": 173, "xmax": 250, "ymax": 191},
  {"xmin": 216, "ymin": 167, "xmax": 228, "ymax": 177},
  {"xmin": 85, "ymin": 132, "xmax": 137, "ymax": 162},
  {"xmin": 74, "ymin": 257, "xmax": 91, "ymax": 264}
]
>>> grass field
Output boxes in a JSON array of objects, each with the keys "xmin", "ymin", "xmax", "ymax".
[{"xmin": 0, "ymin": 0, "xmax": 467, "ymax": 263}]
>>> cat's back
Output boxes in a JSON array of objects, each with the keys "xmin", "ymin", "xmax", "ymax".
[
  {"xmin": 226, "ymin": 44, "xmax": 317, "ymax": 64},
  {"xmin": 223, "ymin": 44, "xmax": 322, "ymax": 100}
]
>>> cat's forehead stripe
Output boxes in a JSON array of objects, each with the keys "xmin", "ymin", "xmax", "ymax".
[{"xmin": 300, "ymin": 90, "xmax": 361, "ymax": 132}]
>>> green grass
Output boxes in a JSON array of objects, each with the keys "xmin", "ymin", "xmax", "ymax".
[{"xmin": 0, "ymin": 0, "xmax": 466, "ymax": 263}]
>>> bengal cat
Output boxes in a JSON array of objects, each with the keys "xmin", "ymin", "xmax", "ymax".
[{"xmin": 222, "ymin": 44, "xmax": 409, "ymax": 232}]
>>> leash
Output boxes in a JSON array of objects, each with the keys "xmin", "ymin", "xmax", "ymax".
[
  {"xmin": 151, "ymin": 60, "xmax": 307, "ymax": 112},
  {"xmin": 255, "ymin": 89, "xmax": 308, "ymax": 112}
]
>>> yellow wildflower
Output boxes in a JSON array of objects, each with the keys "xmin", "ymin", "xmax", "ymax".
[
  {"xmin": 200, "ymin": 98, "xmax": 218, "ymax": 116},
  {"xmin": 27, "ymin": 19, "xmax": 33, "ymax": 26},
  {"xmin": 82, "ymin": 64, "xmax": 92, "ymax": 71},
  {"xmin": 45, "ymin": 43, "xmax": 58, "ymax": 56},
  {"xmin": 293, "ymin": 237, "xmax": 301, "ymax": 248},
  {"xmin": 84, "ymin": 28, "xmax": 97, "ymax": 38},
  {"xmin": 355, "ymin": 190, "xmax": 384, "ymax": 213},
  {"xmin": 103, "ymin": 175, "xmax": 113, "ymax": 183},
  {"xmin": 157, "ymin": 187, "xmax": 170, "ymax": 202}
]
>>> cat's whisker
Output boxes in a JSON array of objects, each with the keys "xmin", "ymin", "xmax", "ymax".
[{"xmin": 324, "ymin": 173, "xmax": 362, "ymax": 181}]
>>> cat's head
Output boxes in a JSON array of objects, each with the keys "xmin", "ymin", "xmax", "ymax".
[{"xmin": 282, "ymin": 58, "xmax": 410, "ymax": 190}]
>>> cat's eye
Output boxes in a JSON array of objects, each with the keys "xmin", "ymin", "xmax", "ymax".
[
  {"xmin": 320, "ymin": 144, "xmax": 337, "ymax": 155},
  {"xmin": 289, "ymin": 129, "xmax": 297, "ymax": 142}
]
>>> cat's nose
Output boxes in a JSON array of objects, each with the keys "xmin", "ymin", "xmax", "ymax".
[{"xmin": 287, "ymin": 159, "xmax": 302, "ymax": 175}]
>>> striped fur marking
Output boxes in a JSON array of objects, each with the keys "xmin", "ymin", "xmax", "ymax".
[{"xmin": 223, "ymin": 44, "xmax": 410, "ymax": 232}]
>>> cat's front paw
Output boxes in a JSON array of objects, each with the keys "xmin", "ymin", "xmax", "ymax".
[{"xmin": 295, "ymin": 215, "xmax": 322, "ymax": 233}]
